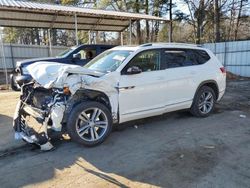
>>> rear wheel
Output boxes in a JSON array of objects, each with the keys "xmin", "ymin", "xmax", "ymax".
[
  {"xmin": 66, "ymin": 101, "xmax": 112, "ymax": 147},
  {"xmin": 190, "ymin": 86, "xmax": 216, "ymax": 117}
]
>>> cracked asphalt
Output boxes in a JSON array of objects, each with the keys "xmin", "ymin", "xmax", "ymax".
[{"xmin": 0, "ymin": 80, "xmax": 250, "ymax": 188}]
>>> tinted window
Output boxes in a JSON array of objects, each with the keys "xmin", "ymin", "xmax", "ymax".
[
  {"xmin": 56, "ymin": 46, "xmax": 77, "ymax": 58},
  {"xmin": 164, "ymin": 50, "xmax": 188, "ymax": 68},
  {"xmin": 163, "ymin": 49, "xmax": 210, "ymax": 69},
  {"xmin": 193, "ymin": 49, "xmax": 210, "ymax": 64},
  {"xmin": 100, "ymin": 47, "xmax": 113, "ymax": 51},
  {"xmin": 126, "ymin": 50, "xmax": 161, "ymax": 72}
]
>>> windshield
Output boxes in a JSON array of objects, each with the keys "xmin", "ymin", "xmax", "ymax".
[
  {"xmin": 56, "ymin": 46, "xmax": 77, "ymax": 57},
  {"xmin": 84, "ymin": 50, "xmax": 133, "ymax": 73}
]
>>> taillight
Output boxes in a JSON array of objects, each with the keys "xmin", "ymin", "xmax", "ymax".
[{"xmin": 220, "ymin": 67, "xmax": 226, "ymax": 74}]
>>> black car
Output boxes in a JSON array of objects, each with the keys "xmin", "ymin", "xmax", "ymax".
[{"xmin": 10, "ymin": 44, "xmax": 115, "ymax": 90}]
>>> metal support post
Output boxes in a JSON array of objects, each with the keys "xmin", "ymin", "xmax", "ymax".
[
  {"xmin": 74, "ymin": 13, "xmax": 78, "ymax": 46},
  {"xmin": 129, "ymin": 19, "xmax": 132, "ymax": 45},
  {"xmin": 48, "ymin": 29, "xmax": 52, "ymax": 57},
  {"xmin": 88, "ymin": 31, "xmax": 91, "ymax": 44},
  {"xmin": 0, "ymin": 28, "xmax": 8, "ymax": 86},
  {"xmin": 121, "ymin": 32, "xmax": 123, "ymax": 46}
]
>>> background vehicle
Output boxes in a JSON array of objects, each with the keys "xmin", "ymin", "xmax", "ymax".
[
  {"xmin": 10, "ymin": 44, "xmax": 115, "ymax": 91},
  {"xmin": 13, "ymin": 43, "xmax": 226, "ymax": 150}
]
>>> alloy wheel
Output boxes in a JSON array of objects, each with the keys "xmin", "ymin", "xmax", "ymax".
[
  {"xmin": 75, "ymin": 107, "xmax": 108, "ymax": 142},
  {"xmin": 198, "ymin": 91, "xmax": 214, "ymax": 114}
]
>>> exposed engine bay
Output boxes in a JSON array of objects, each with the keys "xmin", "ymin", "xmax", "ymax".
[{"xmin": 13, "ymin": 83, "xmax": 68, "ymax": 150}]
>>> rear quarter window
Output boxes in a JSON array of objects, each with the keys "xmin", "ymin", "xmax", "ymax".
[{"xmin": 192, "ymin": 49, "xmax": 210, "ymax": 64}]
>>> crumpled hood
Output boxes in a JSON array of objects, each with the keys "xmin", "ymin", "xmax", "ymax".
[{"xmin": 26, "ymin": 61, "xmax": 104, "ymax": 88}]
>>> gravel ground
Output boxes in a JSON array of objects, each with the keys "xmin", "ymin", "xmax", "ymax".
[{"xmin": 0, "ymin": 80, "xmax": 250, "ymax": 188}]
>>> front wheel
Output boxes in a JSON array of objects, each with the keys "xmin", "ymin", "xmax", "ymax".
[
  {"xmin": 66, "ymin": 101, "xmax": 113, "ymax": 147},
  {"xmin": 190, "ymin": 86, "xmax": 216, "ymax": 117}
]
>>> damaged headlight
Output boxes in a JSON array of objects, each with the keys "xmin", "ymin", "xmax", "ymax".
[{"xmin": 63, "ymin": 87, "xmax": 71, "ymax": 95}]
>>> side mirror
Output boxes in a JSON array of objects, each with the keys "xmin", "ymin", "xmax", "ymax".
[
  {"xmin": 73, "ymin": 53, "xmax": 81, "ymax": 60},
  {"xmin": 126, "ymin": 66, "xmax": 142, "ymax": 75}
]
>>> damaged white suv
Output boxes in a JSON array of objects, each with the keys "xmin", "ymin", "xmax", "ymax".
[{"xmin": 13, "ymin": 43, "xmax": 226, "ymax": 150}]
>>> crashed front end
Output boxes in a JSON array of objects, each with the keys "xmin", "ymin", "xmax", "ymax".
[
  {"xmin": 12, "ymin": 61, "xmax": 119, "ymax": 151},
  {"xmin": 13, "ymin": 82, "xmax": 69, "ymax": 151}
]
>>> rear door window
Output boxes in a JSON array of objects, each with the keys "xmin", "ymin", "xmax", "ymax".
[
  {"xmin": 163, "ymin": 50, "xmax": 189, "ymax": 68},
  {"xmin": 162, "ymin": 48, "xmax": 210, "ymax": 69}
]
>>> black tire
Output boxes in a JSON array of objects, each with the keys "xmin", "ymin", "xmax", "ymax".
[
  {"xmin": 190, "ymin": 86, "xmax": 216, "ymax": 117},
  {"xmin": 10, "ymin": 74, "xmax": 20, "ymax": 91},
  {"xmin": 66, "ymin": 101, "xmax": 113, "ymax": 147}
]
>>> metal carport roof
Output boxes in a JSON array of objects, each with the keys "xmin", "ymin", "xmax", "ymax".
[{"xmin": 0, "ymin": 0, "xmax": 168, "ymax": 32}]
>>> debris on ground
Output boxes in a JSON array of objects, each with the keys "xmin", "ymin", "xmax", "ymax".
[
  {"xmin": 134, "ymin": 125, "xmax": 138, "ymax": 129},
  {"xmin": 203, "ymin": 145, "xmax": 216, "ymax": 149},
  {"xmin": 180, "ymin": 154, "xmax": 184, "ymax": 159},
  {"xmin": 239, "ymin": 114, "xmax": 246, "ymax": 118}
]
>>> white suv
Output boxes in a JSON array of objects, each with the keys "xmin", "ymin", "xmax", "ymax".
[{"xmin": 13, "ymin": 43, "xmax": 226, "ymax": 150}]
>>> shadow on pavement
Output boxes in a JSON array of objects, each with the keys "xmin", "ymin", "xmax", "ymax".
[{"xmin": 0, "ymin": 110, "xmax": 222, "ymax": 187}]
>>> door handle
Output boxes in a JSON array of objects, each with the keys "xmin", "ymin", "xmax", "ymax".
[{"xmin": 116, "ymin": 86, "xmax": 135, "ymax": 91}]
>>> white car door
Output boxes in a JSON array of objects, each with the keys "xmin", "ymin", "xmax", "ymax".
[
  {"xmin": 161, "ymin": 49, "xmax": 199, "ymax": 106},
  {"xmin": 118, "ymin": 49, "xmax": 167, "ymax": 123}
]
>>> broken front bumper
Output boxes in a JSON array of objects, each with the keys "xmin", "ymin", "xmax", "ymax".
[
  {"xmin": 13, "ymin": 85, "xmax": 67, "ymax": 151},
  {"xmin": 13, "ymin": 101, "xmax": 54, "ymax": 150}
]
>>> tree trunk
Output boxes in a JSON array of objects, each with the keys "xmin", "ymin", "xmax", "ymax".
[
  {"xmin": 52, "ymin": 29, "xmax": 57, "ymax": 45},
  {"xmin": 196, "ymin": 0, "xmax": 205, "ymax": 44},
  {"xmin": 135, "ymin": 0, "xmax": 141, "ymax": 44},
  {"xmin": 145, "ymin": 0, "xmax": 149, "ymax": 42},
  {"xmin": 234, "ymin": 0, "xmax": 243, "ymax": 40},
  {"xmin": 169, "ymin": 0, "xmax": 173, "ymax": 42},
  {"xmin": 214, "ymin": 0, "xmax": 220, "ymax": 42},
  {"xmin": 31, "ymin": 29, "xmax": 35, "ymax": 45},
  {"xmin": 228, "ymin": 0, "xmax": 235, "ymax": 41},
  {"xmin": 35, "ymin": 28, "xmax": 40, "ymax": 45}
]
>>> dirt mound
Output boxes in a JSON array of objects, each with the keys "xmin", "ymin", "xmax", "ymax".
[
  {"xmin": 226, "ymin": 71, "xmax": 250, "ymax": 80},
  {"xmin": 226, "ymin": 71, "xmax": 240, "ymax": 80},
  {"xmin": 0, "ymin": 84, "xmax": 10, "ymax": 90}
]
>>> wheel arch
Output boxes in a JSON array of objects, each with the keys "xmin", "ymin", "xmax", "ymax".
[
  {"xmin": 62, "ymin": 89, "xmax": 112, "ymax": 124},
  {"xmin": 194, "ymin": 80, "xmax": 219, "ymax": 100}
]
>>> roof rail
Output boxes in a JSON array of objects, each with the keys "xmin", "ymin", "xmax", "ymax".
[
  {"xmin": 139, "ymin": 43, "xmax": 153, "ymax": 47},
  {"xmin": 139, "ymin": 42, "xmax": 202, "ymax": 47}
]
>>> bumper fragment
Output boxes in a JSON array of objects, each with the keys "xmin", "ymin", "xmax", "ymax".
[{"xmin": 13, "ymin": 101, "xmax": 54, "ymax": 151}]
